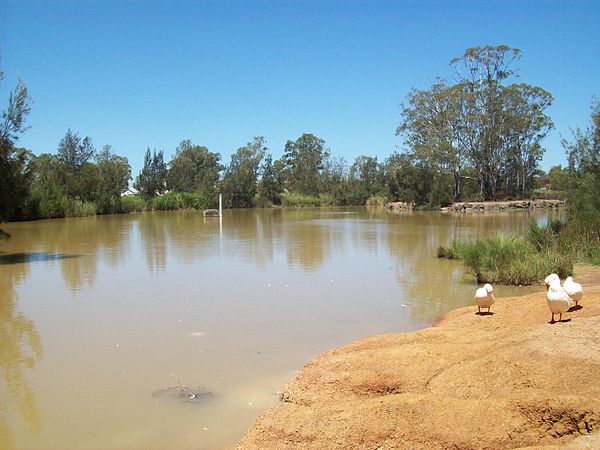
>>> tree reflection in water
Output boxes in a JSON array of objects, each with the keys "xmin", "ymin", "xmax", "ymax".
[{"xmin": 0, "ymin": 263, "xmax": 43, "ymax": 449}]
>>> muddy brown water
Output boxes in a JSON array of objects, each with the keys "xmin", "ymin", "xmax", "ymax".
[{"xmin": 0, "ymin": 207, "xmax": 562, "ymax": 449}]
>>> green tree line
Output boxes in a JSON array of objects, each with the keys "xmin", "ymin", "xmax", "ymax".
[{"xmin": 1, "ymin": 46, "xmax": 597, "ymax": 234}]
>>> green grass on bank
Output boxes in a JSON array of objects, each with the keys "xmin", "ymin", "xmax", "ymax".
[
  {"xmin": 438, "ymin": 225, "xmax": 569, "ymax": 285},
  {"xmin": 438, "ymin": 217, "xmax": 600, "ymax": 285},
  {"xmin": 280, "ymin": 192, "xmax": 336, "ymax": 207}
]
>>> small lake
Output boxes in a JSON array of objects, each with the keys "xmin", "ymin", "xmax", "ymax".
[{"xmin": 0, "ymin": 207, "xmax": 561, "ymax": 449}]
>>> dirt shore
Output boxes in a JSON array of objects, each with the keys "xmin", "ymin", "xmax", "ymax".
[{"xmin": 237, "ymin": 267, "xmax": 600, "ymax": 449}]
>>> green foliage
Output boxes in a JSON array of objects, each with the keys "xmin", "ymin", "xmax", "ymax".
[
  {"xmin": 281, "ymin": 192, "xmax": 335, "ymax": 207},
  {"xmin": 222, "ymin": 137, "xmax": 266, "ymax": 208},
  {"xmin": 427, "ymin": 173, "xmax": 453, "ymax": 208},
  {"xmin": 1, "ymin": 65, "xmax": 33, "ymax": 224},
  {"xmin": 63, "ymin": 199, "xmax": 97, "ymax": 217},
  {"xmin": 397, "ymin": 46, "xmax": 554, "ymax": 201},
  {"xmin": 134, "ymin": 148, "xmax": 166, "ymax": 197},
  {"xmin": 547, "ymin": 165, "xmax": 571, "ymax": 191},
  {"xmin": 439, "ymin": 234, "xmax": 573, "ymax": 285},
  {"xmin": 258, "ymin": 153, "xmax": 283, "ymax": 205},
  {"xmin": 166, "ymin": 140, "xmax": 222, "ymax": 203},
  {"xmin": 149, "ymin": 192, "xmax": 208, "ymax": 211},
  {"xmin": 365, "ymin": 195, "xmax": 388, "ymax": 207},
  {"xmin": 57, "ymin": 129, "xmax": 95, "ymax": 175},
  {"xmin": 283, "ymin": 133, "xmax": 329, "ymax": 195},
  {"xmin": 560, "ymin": 97, "xmax": 600, "ymax": 263},
  {"xmin": 118, "ymin": 195, "xmax": 147, "ymax": 213},
  {"xmin": 95, "ymin": 145, "xmax": 131, "ymax": 213}
]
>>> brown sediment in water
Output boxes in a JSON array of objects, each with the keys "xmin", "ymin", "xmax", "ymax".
[{"xmin": 237, "ymin": 266, "xmax": 600, "ymax": 449}]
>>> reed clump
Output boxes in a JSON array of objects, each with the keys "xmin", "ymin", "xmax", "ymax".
[
  {"xmin": 438, "ymin": 231, "xmax": 573, "ymax": 285},
  {"xmin": 281, "ymin": 193, "xmax": 335, "ymax": 207}
]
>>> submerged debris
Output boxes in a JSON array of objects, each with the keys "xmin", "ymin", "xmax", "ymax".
[{"xmin": 152, "ymin": 384, "xmax": 212, "ymax": 404}]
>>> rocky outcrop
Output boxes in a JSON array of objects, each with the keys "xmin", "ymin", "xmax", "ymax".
[
  {"xmin": 384, "ymin": 201, "xmax": 414, "ymax": 212},
  {"xmin": 444, "ymin": 199, "xmax": 565, "ymax": 212}
]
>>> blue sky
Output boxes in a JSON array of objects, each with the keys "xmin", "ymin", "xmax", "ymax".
[{"xmin": 1, "ymin": 0, "xmax": 599, "ymax": 179}]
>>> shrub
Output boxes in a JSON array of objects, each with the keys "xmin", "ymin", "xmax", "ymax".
[
  {"xmin": 149, "ymin": 192, "xmax": 208, "ymax": 211},
  {"xmin": 439, "ymin": 233, "xmax": 573, "ymax": 285},
  {"xmin": 63, "ymin": 199, "xmax": 97, "ymax": 217},
  {"xmin": 118, "ymin": 195, "xmax": 147, "ymax": 213},
  {"xmin": 366, "ymin": 195, "xmax": 388, "ymax": 207},
  {"xmin": 281, "ymin": 193, "xmax": 335, "ymax": 207}
]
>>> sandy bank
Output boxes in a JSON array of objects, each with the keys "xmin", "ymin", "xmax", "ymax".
[{"xmin": 237, "ymin": 267, "xmax": 600, "ymax": 449}]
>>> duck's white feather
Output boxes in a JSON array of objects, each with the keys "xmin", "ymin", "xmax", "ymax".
[
  {"xmin": 546, "ymin": 279, "xmax": 573, "ymax": 314},
  {"xmin": 544, "ymin": 273, "xmax": 560, "ymax": 286},
  {"xmin": 563, "ymin": 277, "xmax": 583, "ymax": 304},
  {"xmin": 475, "ymin": 285, "xmax": 495, "ymax": 309}
]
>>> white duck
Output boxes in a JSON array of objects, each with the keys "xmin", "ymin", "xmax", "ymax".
[
  {"xmin": 474, "ymin": 283, "xmax": 495, "ymax": 313},
  {"xmin": 546, "ymin": 279, "xmax": 573, "ymax": 323},
  {"xmin": 544, "ymin": 273, "xmax": 560, "ymax": 291},
  {"xmin": 563, "ymin": 276, "xmax": 584, "ymax": 306}
]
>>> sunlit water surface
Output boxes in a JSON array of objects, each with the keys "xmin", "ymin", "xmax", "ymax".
[{"xmin": 0, "ymin": 207, "xmax": 562, "ymax": 449}]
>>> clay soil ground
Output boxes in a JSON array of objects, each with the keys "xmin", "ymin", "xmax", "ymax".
[{"xmin": 237, "ymin": 267, "xmax": 600, "ymax": 449}]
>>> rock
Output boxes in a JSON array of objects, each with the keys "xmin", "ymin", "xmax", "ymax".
[
  {"xmin": 446, "ymin": 199, "xmax": 565, "ymax": 212},
  {"xmin": 384, "ymin": 201, "xmax": 414, "ymax": 212}
]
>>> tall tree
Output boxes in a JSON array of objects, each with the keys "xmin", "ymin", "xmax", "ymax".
[
  {"xmin": 561, "ymin": 98, "xmax": 600, "ymax": 245},
  {"xmin": 322, "ymin": 156, "xmax": 349, "ymax": 204},
  {"xmin": 166, "ymin": 140, "xmax": 222, "ymax": 202},
  {"xmin": 283, "ymin": 133, "xmax": 329, "ymax": 195},
  {"xmin": 55, "ymin": 130, "xmax": 97, "ymax": 200},
  {"xmin": 348, "ymin": 155, "xmax": 383, "ymax": 203},
  {"xmin": 57, "ymin": 129, "xmax": 95, "ymax": 174},
  {"xmin": 397, "ymin": 80, "xmax": 466, "ymax": 201},
  {"xmin": 135, "ymin": 148, "xmax": 166, "ymax": 197},
  {"xmin": 222, "ymin": 137, "xmax": 267, "ymax": 208},
  {"xmin": 258, "ymin": 154, "xmax": 283, "ymax": 205},
  {"xmin": 0, "ymin": 65, "xmax": 33, "ymax": 227},
  {"xmin": 95, "ymin": 145, "xmax": 131, "ymax": 213},
  {"xmin": 397, "ymin": 45, "xmax": 553, "ymax": 201}
]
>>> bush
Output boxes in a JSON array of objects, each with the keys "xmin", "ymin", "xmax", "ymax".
[
  {"xmin": 63, "ymin": 199, "xmax": 97, "ymax": 217},
  {"xmin": 118, "ymin": 195, "xmax": 147, "ymax": 213},
  {"xmin": 366, "ymin": 195, "xmax": 388, "ymax": 207},
  {"xmin": 281, "ymin": 193, "xmax": 335, "ymax": 207},
  {"xmin": 149, "ymin": 192, "xmax": 208, "ymax": 211},
  {"xmin": 439, "ymin": 233, "xmax": 573, "ymax": 285}
]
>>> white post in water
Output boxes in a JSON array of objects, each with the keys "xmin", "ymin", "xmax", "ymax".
[{"xmin": 218, "ymin": 193, "xmax": 223, "ymax": 250}]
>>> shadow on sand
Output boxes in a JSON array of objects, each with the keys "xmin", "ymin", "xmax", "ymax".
[
  {"xmin": 568, "ymin": 305, "xmax": 583, "ymax": 312},
  {"xmin": 475, "ymin": 311, "xmax": 495, "ymax": 316},
  {"xmin": 549, "ymin": 318, "xmax": 572, "ymax": 324}
]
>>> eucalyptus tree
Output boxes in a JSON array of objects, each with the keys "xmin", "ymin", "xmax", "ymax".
[
  {"xmin": 449, "ymin": 45, "xmax": 553, "ymax": 200},
  {"xmin": 500, "ymin": 84, "xmax": 553, "ymax": 196},
  {"xmin": 282, "ymin": 133, "xmax": 329, "ymax": 195},
  {"xmin": 222, "ymin": 136, "xmax": 267, "ymax": 208},
  {"xmin": 396, "ymin": 80, "xmax": 466, "ymax": 201},
  {"xmin": 397, "ymin": 45, "xmax": 554, "ymax": 201}
]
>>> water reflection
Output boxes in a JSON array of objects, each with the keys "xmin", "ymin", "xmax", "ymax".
[
  {"xmin": 0, "ymin": 261, "xmax": 43, "ymax": 449},
  {"xmin": 0, "ymin": 207, "xmax": 564, "ymax": 450},
  {"xmin": 137, "ymin": 212, "xmax": 169, "ymax": 272}
]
